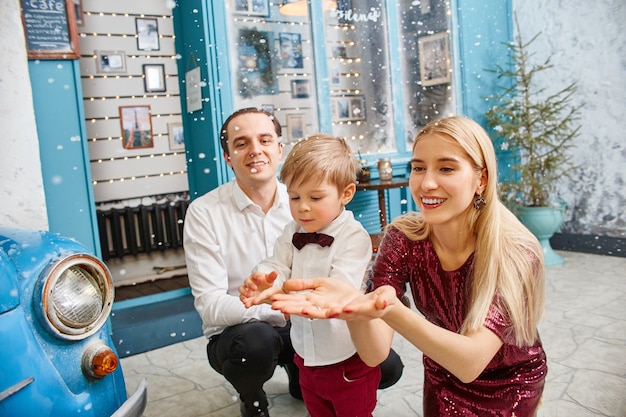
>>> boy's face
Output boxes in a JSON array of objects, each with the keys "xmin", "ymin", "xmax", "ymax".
[{"xmin": 287, "ymin": 177, "xmax": 355, "ymax": 233}]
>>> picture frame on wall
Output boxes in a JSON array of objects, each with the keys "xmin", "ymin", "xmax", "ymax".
[
  {"xmin": 168, "ymin": 122, "xmax": 185, "ymax": 151},
  {"xmin": 73, "ymin": 0, "xmax": 83, "ymax": 26},
  {"xmin": 95, "ymin": 50, "xmax": 126, "ymax": 74},
  {"xmin": 142, "ymin": 64, "xmax": 166, "ymax": 93},
  {"xmin": 418, "ymin": 32, "xmax": 451, "ymax": 87},
  {"xmin": 332, "ymin": 45, "xmax": 347, "ymax": 59},
  {"xmin": 349, "ymin": 95, "xmax": 366, "ymax": 121},
  {"xmin": 237, "ymin": 28, "xmax": 277, "ymax": 97},
  {"xmin": 332, "ymin": 97, "xmax": 350, "ymax": 121},
  {"xmin": 261, "ymin": 104, "xmax": 275, "ymax": 114},
  {"xmin": 119, "ymin": 105, "xmax": 154, "ymax": 149},
  {"xmin": 135, "ymin": 17, "xmax": 160, "ymax": 51},
  {"xmin": 234, "ymin": 0, "xmax": 270, "ymax": 17},
  {"xmin": 332, "ymin": 95, "xmax": 366, "ymax": 122},
  {"xmin": 279, "ymin": 32, "xmax": 303, "ymax": 69},
  {"xmin": 291, "ymin": 79, "xmax": 310, "ymax": 99},
  {"xmin": 330, "ymin": 63, "xmax": 341, "ymax": 85},
  {"xmin": 286, "ymin": 114, "xmax": 305, "ymax": 142}
]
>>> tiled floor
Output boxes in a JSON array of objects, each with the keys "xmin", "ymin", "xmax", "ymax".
[{"xmin": 120, "ymin": 251, "xmax": 626, "ymax": 417}]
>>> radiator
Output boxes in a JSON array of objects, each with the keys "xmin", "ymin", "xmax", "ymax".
[{"xmin": 97, "ymin": 200, "xmax": 189, "ymax": 261}]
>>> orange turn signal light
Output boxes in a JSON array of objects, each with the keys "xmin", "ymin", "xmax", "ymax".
[
  {"xmin": 82, "ymin": 342, "xmax": 119, "ymax": 379},
  {"xmin": 91, "ymin": 347, "xmax": 119, "ymax": 377}
]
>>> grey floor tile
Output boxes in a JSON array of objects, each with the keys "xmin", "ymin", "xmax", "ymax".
[{"xmin": 122, "ymin": 251, "xmax": 626, "ymax": 416}]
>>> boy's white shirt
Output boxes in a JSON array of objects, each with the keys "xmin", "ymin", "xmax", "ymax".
[{"xmin": 254, "ymin": 209, "xmax": 373, "ymax": 366}]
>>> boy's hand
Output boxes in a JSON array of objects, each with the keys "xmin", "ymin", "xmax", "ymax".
[{"xmin": 239, "ymin": 271, "xmax": 280, "ymax": 307}]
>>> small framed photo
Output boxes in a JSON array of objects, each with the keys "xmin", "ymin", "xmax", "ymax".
[
  {"xmin": 291, "ymin": 79, "xmax": 310, "ymax": 99},
  {"xmin": 142, "ymin": 64, "xmax": 166, "ymax": 93},
  {"xmin": 332, "ymin": 45, "xmax": 347, "ymax": 59},
  {"xmin": 332, "ymin": 95, "xmax": 366, "ymax": 122},
  {"xmin": 119, "ymin": 106, "xmax": 154, "ymax": 149},
  {"xmin": 330, "ymin": 63, "xmax": 341, "ymax": 85},
  {"xmin": 418, "ymin": 32, "xmax": 451, "ymax": 87},
  {"xmin": 279, "ymin": 32, "xmax": 303, "ymax": 69},
  {"xmin": 233, "ymin": 0, "xmax": 270, "ymax": 17},
  {"xmin": 349, "ymin": 95, "xmax": 366, "ymax": 121},
  {"xmin": 73, "ymin": 0, "xmax": 84, "ymax": 26},
  {"xmin": 135, "ymin": 17, "xmax": 160, "ymax": 51},
  {"xmin": 261, "ymin": 104, "xmax": 275, "ymax": 114},
  {"xmin": 168, "ymin": 122, "xmax": 185, "ymax": 150},
  {"xmin": 95, "ymin": 50, "xmax": 126, "ymax": 74},
  {"xmin": 286, "ymin": 114, "xmax": 305, "ymax": 142}
]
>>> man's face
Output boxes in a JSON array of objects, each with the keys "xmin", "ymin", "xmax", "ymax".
[{"xmin": 224, "ymin": 112, "xmax": 283, "ymax": 185}]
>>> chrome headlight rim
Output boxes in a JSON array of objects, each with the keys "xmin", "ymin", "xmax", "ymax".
[{"xmin": 38, "ymin": 253, "xmax": 114, "ymax": 340}]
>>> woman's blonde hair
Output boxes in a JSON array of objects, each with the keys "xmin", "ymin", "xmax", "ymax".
[
  {"xmin": 391, "ymin": 116, "xmax": 545, "ymax": 346},
  {"xmin": 280, "ymin": 133, "xmax": 361, "ymax": 191}
]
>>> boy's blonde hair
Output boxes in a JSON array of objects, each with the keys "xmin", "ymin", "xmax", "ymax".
[{"xmin": 280, "ymin": 134, "xmax": 361, "ymax": 191}]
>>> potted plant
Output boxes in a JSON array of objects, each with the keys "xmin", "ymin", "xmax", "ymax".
[{"xmin": 485, "ymin": 17, "xmax": 583, "ymax": 266}]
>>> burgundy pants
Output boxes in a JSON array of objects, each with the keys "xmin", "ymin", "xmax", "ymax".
[{"xmin": 295, "ymin": 353, "xmax": 380, "ymax": 417}]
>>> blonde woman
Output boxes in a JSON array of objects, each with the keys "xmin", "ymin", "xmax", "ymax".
[{"xmin": 271, "ymin": 117, "xmax": 547, "ymax": 416}]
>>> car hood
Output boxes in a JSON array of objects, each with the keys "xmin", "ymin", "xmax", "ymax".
[{"xmin": 0, "ymin": 242, "xmax": 20, "ymax": 313}]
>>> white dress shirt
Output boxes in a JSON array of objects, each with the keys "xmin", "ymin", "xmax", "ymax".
[
  {"xmin": 183, "ymin": 180, "xmax": 292, "ymax": 337},
  {"xmin": 254, "ymin": 209, "xmax": 373, "ymax": 366}
]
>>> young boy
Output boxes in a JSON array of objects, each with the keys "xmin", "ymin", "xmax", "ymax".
[{"xmin": 240, "ymin": 133, "xmax": 380, "ymax": 417}]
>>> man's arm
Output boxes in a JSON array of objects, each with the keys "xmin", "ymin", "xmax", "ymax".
[{"xmin": 183, "ymin": 199, "xmax": 286, "ymax": 331}]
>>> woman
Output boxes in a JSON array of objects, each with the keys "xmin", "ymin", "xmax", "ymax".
[{"xmin": 272, "ymin": 116, "xmax": 547, "ymax": 416}]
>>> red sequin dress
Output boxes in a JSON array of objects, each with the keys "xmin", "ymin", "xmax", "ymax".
[{"xmin": 372, "ymin": 227, "xmax": 547, "ymax": 416}]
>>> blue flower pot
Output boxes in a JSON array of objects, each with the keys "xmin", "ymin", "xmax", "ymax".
[{"xmin": 517, "ymin": 205, "xmax": 565, "ymax": 266}]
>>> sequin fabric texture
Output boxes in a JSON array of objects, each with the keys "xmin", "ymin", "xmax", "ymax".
[{"xmin": 372, "ymin": 227, "xmax": 547, "ymax": 416}]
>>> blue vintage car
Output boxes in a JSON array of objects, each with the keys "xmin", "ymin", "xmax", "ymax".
[{"xmin": 0, "ymin": 226, "xmax": 147, "ymax": 416}]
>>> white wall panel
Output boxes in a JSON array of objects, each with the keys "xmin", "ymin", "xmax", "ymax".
[
  {"xmin": 78, "ymin": 0, "xmax": 185, "ymax": 204},
  {"xmin": 92, "ymin": 173, "xmax": 188, "ymax": 202},
  {"xmin": 90, "ymin": 154, "xmax": 187, "ymax": 179}
]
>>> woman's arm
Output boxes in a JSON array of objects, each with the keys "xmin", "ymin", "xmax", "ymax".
[
  {"xmin": 342, "ymin": 284, "xmax": 503, "ymax": 382},
  {"xmin": 381, "ymin": 301, "xmax": 503, "ymax": 383},
  {"xmin": 274, "ymin": 280, "xmax": 503, "ymax": 382}
]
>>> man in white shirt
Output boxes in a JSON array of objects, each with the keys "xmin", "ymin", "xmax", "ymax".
[
  {"xmin": 184, "ymin": 108, "xmax": 294, "ymax": 417},
  {"xmin": 184, "ymin": 108, "xmax": 402, "ymax": 417}
]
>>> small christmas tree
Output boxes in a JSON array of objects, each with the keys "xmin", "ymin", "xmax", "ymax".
[{"xmin": 485, "ymin": 17, "xmax": 583, "ymax": 208}]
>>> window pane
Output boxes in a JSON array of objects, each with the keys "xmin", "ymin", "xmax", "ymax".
[
  {"xmin": 325, "ymin": 0, "xmax": 396, "ymax": 156},
  {"xmin": 396, "ymin": 0, "xmax": 456, "ymax": 151},
  {"xmin": 226, "ymin": 1, "xmax": 319, "ymax": 147}
]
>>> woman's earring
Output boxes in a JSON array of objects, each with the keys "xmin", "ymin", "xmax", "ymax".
[{"xmin": 474, "ymin": 194, "xmax": 487, "ymax": 210}]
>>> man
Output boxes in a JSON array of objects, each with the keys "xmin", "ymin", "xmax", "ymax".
[{"xmin": 184, "ymin": 108, "xmax": 402, "ymax": 417}]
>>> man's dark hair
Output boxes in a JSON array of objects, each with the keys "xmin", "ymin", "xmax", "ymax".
[{"xmin": 219, "ymin": 107, "xmax": 282, "ymax": 156}]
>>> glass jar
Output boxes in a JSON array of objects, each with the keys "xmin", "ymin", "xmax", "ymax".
[
  {"xmin": 378, "ymin": 158, "xmax": 393, "ymax": 181},
  {"xmin": 357, "ymin": 160, "xmax": 370, "ymax": 183}
]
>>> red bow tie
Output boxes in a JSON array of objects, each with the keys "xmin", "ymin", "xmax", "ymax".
[{"xmin": 292, "ymin": 232, "xmax": 334, "ymax": 250}]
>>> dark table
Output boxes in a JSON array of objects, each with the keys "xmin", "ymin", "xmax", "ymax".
[{"xmin": 356, "ymin": 177, "xmax": 410, "ymax": 229}]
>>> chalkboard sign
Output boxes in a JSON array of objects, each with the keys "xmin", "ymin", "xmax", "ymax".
[{"xmin": 21, "ymin": 0, "xmax": 80, "ymax": 60}]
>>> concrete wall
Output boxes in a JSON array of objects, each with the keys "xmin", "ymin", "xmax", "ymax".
[
  {"xmin": 0, "ymin": 0, "xmax": 48, "ymax": 230},
  {"xmin": 513, "ymin": 0, "xmax": 626, "ymax": 238}
]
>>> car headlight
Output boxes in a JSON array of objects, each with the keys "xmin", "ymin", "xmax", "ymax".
[{"xmin": 38, "ymin": 253, "xmax": 114, "ymax": 340}]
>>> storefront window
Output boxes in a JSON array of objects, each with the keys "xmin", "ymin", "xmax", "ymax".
[
  {"xmin": 396, "ymin": 0, "xmax": 456, "ymax": 151},
  {"xmin": 225, "ymin": 1, "xmax": 319, "ymax": 148},
  {"xmin": 223, "ymin": 0, "xmax": 456, "ymax": 155},
  {"xmin": 324, "ymin": 0, "xmax": 396, "ymax": 156}
]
